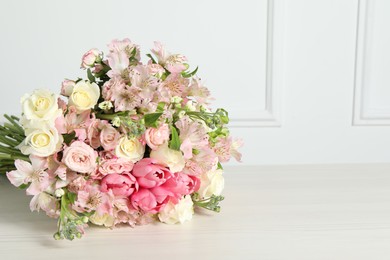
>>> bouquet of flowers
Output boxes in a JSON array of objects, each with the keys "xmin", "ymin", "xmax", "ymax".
[{"xmin": 0, "ymin": 38, "xmax": 242, "ymax": 240}]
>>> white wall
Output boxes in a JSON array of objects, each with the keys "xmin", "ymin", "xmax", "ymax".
[{"xmin": 0, "ymin": 0, "xmax": 389, "ymax": 165}]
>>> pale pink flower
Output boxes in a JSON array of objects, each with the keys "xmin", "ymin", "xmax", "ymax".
[
  {"xmin": 113, "ymin": 85, "xmax": 142, "ymax": 112},
  {"xmin": 132, "ymin": 158, "xmax": 173, "ymax": 188},
  {"xmin": 147, "ymin": 63, "xmax": 165, "ymax": 78},
  {"xmin": 30, "ymin": 192, "xmax": 59, "ymax": 218},
  {"xmin": 99, "ymin": 157, "xmax": 134, "ymax": 176},
  {"xmin": 175, "ymin": 116, "xmax": 209, "ymax": 159},
  {"xmin": 81, "ymin": 48, "xmax": 102, "ymax": 68},
  {"xmin": 7, "ymin": 156, "xmax": 52, "ymax": 196},
  {"xmin": 61, "ymin": 79, "xmax": 76, "ymax": 97},
  {"xmin": 151, "ymin": 41, "xmax": 187, "ymax": 74},
  {"xmin": 73, "ymin": 183, "xmax": 113, "ymax": 215},
  {"xmin": 101, "ymin": 173, "xmax": 138, "ymax": 197},
  {"xmin": 151, "ymin": 41, "xmax": 169, "ymax": 64},
  {"xmin": 186, "ymin": 77, "xmax": 212, "ymax": 104},
  {"xmin": 107, "ymin": 39, "xmax": 140, "ymax": 78},
  {"xmin": 87, "ymin": 118, "xmax": 107, "ymax": 149},
  {"xmin": 231, "ymin": 138, "xmax": 243, "ymax": 162},
  {"xmin": 213, "ymin": 136, "xmax": 243, "ymax": 163},
  {"xmin": 108, "ymin": 38, "xmax": 140, "ymax": 60},
  {"xmin": 100, "ymin": 124, "xmax": 120, "ymax": 151},
  {"xmin": 182, "ymin": 160, "xmax": 203, "ymax": 176},
  {"xmin": 130, "ymin": 65, "xmax": 160, "ymax": 105},
  {"xmin": 111, "ymin": 197, "xmax": 139, "ymax": 227},
  {"xmin": 144, "ymin": 124, "xmax": 170, "ymax": 150},
  {"xmin": 160, "ymin": 74, "xmax": 189, "ymax": 99},
  {"xmin": 56, "ymin": 106, "xmax": 92, "ymax": 140},
  {"xmin": 187, "ymin": 147, "xmax": 218, "ymax": 175},
  {"xmin": 165, "ymin": 54, "xmax": 188, "ymax": 74},
  {"xmin": 107, "ymin": 50, "xmax": 129, "ymax": 78},
  {"xmin": 102, "ymin": 78, "xmax": 127, "ymax": 101},
  {"xmin": 62, "ymin": 141, "xmax": 98, "ymax": 174},
  {"xmin": 67, "ymin": 175, "xmax": 87, "ymax": 193}
]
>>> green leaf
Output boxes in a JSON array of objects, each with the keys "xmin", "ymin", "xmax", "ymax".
[
  {"xmin": 146, "ymin": 53, "xmax": 157, "ymax": 64},
  {"xmin": 217, "ymin": 162, "xmax": 223, "ymax": 170},
  {"xmin": 169, "ymin": 126, "xmax": 181, "ymax": 151},
  {"xmin": 63, "ymin": 132, "xmax": 76, "ymax": 145},
  {"xmin": 18, "ymin": 183, "xmax": 28, "ymax": 189},
  {"xmin": 144, "ymin": 113, "xmax": 163, "ymax": 128},
  {"xmin": 156, "ymin": 102, "xmax": 166, "ymax": 113},
  {"xmin": 87, "ymin": 69, "xmax": 95, "ymax": 83},
  {"xmin": 66, "ymin": 192, "xmax": 77, "ymax": 204},
  {"xmin": 182, "ymin": 66, "xmax": 198, "ymax": 78}
]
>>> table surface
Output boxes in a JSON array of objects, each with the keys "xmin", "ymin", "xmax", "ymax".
[{"xmin": 1, "ymin": 164, "xmax": 390, "ymax": 260}]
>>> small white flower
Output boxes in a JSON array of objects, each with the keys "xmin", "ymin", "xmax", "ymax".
[
  {"xmin": 54, "ymin": 188, "xmax": 65, "ymax": 198},
  {"xmin": 98, "ymin": 101, "xmax": 113, "ymax": 110},
  {"xmin": 112, "ymin": 116, "xmax": 121, "ymax": 127},
  {"xmin": 158, "ymin": 195, "xmax": 194, "ymax": 224}
]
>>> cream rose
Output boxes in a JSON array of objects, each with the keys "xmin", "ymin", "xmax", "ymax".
[
  {"xmin": 20, "ymin": 126, "xmax": 63, "ymax": 157},
  {"xmin": 21, "ymin": 89, "xmax": 62, "ymax": 125},
  {"xmin": 68, "ymin": 81, "xmax": 100, "ymax": 113},
  {"xmin": 62, "ymin": 141, "xmax": 98, "ymax": 174},
  {"xmin": 158, "ymin": 195, "xmax": 194, "ymax": 224},
  {"xmin": 150, "ymin": 142, "xmax": 185, "ymax": 173},
  {"xmin": 115, "ymin": 136, "xmax": 145, "ymax": 163},
  {"xmin": 198, "ymin": 169, "xmax": 225, "ymax": 198}
]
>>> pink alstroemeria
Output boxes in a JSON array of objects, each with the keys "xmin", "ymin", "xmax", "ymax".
[
  {"xmin": 7, "ymin": 156, "xmax": 52, "ymax": 196},
  {"xmin": 175, "ymin": 116, "xmax": 209, "ymax": 159}
]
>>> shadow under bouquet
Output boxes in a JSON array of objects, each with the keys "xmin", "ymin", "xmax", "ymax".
[{"xmin": 0, "ymin": 39, "xmax": 242, "ymax": 240}]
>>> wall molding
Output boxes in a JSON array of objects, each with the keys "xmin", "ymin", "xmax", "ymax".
[
  {"xmin": 352, "ymin": 0, "xmax": 390, "ymax": 126},
  {"xmin": 230, "ymin": 0, "xmax": 283, "ymax": 127}
]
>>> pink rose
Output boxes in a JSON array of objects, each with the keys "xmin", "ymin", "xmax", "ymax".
[
  {"xmin": 62, "ymin": 141, "xmax": 98, "ymax": 174},
  {"xmin": 61, "ymin": 79, "xmax": 75, "ymax": 97},
  {"xmin": 81, "ymin": 48, "xmax": 101, "ymax": 68},
  {"xmin": 100, "ymin": 125, "xmax": 120, "ymax": 151},
  {"xmin": 101, "ymin": 173, "xmax": 138, "ymax": 197},
  {"xmin": 132, "ymin": 158, "xmax": 173, "ymax": 188},
  {"xmin": 99, "ymin": 157, "xmax": 134, "ymax": 175},
  {"xmin": 144, "ymin": 124, "xmax": 170, "ymax": 150},
  {"xmin": 87, "ymin": 119, "xmax": 106, "ymax": 149},
  {"xmin": 131, "ymin": 188, "xmax": 168, "ymax": 214}
]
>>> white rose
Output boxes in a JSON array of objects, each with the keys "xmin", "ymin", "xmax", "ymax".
[
  {"xmin": 150, "ymin": 142, "xmax": 185, "ymax": 173},
  {"xmin": 198, "ymin": 169, "xmax": 225, "ymax": 198},
  {"xmin": 20, "ymin": 125, "xmax": 63, "ymax": 157},
  {"xmin": 21, "ymin": 89, "xmax": 62, "ymax": 125},
  {"xmin": 158, "ymin": 195, "xmax": 194, "ymax": 224},
  {"xmin": 68, "ymin": 81, "xmax": 100, "ymax": 113},
  {"xmin": 115, "ymin": 136, "xmax": 145, "ymax": 163}
]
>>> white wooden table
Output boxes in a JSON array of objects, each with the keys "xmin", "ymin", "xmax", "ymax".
[{"xmin": 1, "ymin": 164, "xmax": 390, "ymax": 260}]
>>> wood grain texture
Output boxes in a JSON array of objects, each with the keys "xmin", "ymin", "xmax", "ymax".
[{"xmin": 1, "ymin": 164, "xmax": 390, "ymax": 260}]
